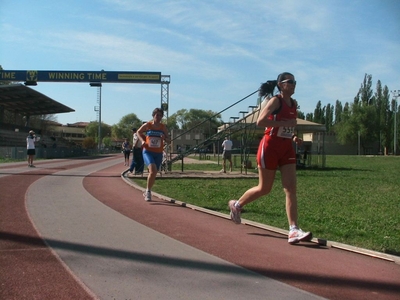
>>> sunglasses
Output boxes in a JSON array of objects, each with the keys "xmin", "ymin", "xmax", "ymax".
[{"xmin": 280, "ymin": 79, "xmax": 296, "ymax": 85}]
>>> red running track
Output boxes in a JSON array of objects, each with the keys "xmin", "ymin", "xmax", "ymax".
[{"xmin": 1, "ymin": 155, "xmax": 399, "ymax": 299}]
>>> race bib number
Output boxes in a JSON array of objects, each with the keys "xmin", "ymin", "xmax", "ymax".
[
  {"xmin": 277, "ymin": 126, "xmax": 294, "ymax": 139},
  {"xmin": 149, "ymin": 137, "xmax": 162, "ymax": 148}
]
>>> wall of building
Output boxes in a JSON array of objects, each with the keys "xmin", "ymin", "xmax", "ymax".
[
  {"xmin": 48, "ymin": 123, "xmax": 87, "ymax": 146},
  {"xmin": 170, "ymin": 129, "xmax": 206, "ymax": 152},
  {"xmin": 303, "ymin": 132, "xmax": 381, "ymax": 155}
]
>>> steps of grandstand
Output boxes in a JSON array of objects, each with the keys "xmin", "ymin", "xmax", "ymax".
[{"xmin": 0, "ymin": 128, "xmax": 72, "ymax": 148}]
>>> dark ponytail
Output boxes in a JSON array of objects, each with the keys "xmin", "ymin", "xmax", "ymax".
[
  {"xmin": 259, "ymin": 72, "xmax": 295, "ymax": 98},
  {"xmin": 258, "ymin": 80, "xmax": 277, "ymax": 98}
]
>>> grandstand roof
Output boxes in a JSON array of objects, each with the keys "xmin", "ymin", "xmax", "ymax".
[{"xmin": 0, "ymin": 84, "xmax": 74, "ymax": 116}]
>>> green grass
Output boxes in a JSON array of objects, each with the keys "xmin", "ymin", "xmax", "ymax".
[
  {"xmin": 133, "ymin": 155, "xmax": 400, "ymax": 256},
  {"xmin": 0, "ymin": 158, "xmax": 25, "ymax": 163}
]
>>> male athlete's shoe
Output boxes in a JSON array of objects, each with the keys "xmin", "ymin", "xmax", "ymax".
[
  {"xmin": 288, "ymin": 228, "xmax": 312, "ymax": 244},
  {"xmin": 143, "ymin": 190, "xmax": 152, "ymax": 201},
  {"xmin": 129, "ymin": 161, "xmax": 136, "ymax": 173},
  {"xmin": 228, "ymin": 200, "xmax": 242, "ymax": 224}
]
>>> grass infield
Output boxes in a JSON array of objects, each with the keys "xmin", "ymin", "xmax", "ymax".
[{"xmin": 133, "ymin": 155, "xmax": 400, "ymax": 256}]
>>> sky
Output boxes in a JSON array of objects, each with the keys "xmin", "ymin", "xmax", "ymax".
[{"xmin": 1, "ymin": 0, "xmax": 399, "ymax": 126}]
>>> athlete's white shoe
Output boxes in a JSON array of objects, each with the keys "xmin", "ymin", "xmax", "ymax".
[
  {"xmin": 228, "ymin": 200, "xmax": 241, "ymax": 224},
  {"xmin": 143, "ymin": 190, "xmax": 152, "ymax": 201},
  {"xmin": 288, "ymin": 228, "xmax": 312, "ymax": 244}
]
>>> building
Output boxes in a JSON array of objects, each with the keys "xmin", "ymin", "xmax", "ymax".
[{"xmin": 47, "ymin": 121, "xmax": 88, "ymax": 146}]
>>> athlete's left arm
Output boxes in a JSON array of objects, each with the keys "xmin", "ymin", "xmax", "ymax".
[
  {"xmin": 163, "ymin": 126, "xmax": 170, "ymax": 144},
  {"xmin": 293, "ymin": 135, "xmax": 303, "ymax": 146}
]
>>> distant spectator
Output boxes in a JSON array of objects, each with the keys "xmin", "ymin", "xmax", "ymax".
[
  {"xmin": 26, "ymin": 130, "xmax": 39, "ymax": 167},
  {"xmin": 130, "ymin": 128, "xmax": 144, "ymax": 174},
  {"xmin": 221, "ymin": 136, "xmax": 233, "ymax": 173},
  {"xmin": 122, "ymin": 138, "xmax": 131, "ymax": 166}
]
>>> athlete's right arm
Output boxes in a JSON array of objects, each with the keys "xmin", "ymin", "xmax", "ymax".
[
  {"xmin": 137, "ymin": 123, "xmax": 148, "ymax": 144},
  {"xmin": 256, "ymin": 97, "xmax": 280, "ymax": 127}
]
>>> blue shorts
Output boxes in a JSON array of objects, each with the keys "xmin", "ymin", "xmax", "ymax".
[{"xmin": 143, "ymin": 149, "xmax": 163, "ymax": 170}]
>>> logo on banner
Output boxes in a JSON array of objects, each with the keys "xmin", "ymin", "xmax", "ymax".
[{"xmin": 26, "ymin": 70, "xmax": 38, "ymax": 82}]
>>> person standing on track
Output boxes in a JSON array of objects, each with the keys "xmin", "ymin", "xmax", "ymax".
[
  {"xmin": 228, "ymin": 72, "xmax": 312, "ymax": 244},
  {"xmin": 26, "ymin": 130, "xmax": 39, "ymax": 167},
  {"xmin": 137, "ymin": 108, "xmax": 169, "ymax": 201},
  {"xmin": 130, "ymin": 127, "xmax": 144, "ymax": 175},
  {"xmin": 122, "ymin": 138, "xmax": 131, "ymax": 166}
]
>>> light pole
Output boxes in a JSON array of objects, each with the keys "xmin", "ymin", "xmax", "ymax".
[
  {"xmin": 391, "ymin": 90, "xmax": 399, "ymax": 155},
  {"xmin": 230, "ymin": 116, "xmax": 239, "ymax": 125},
  {"xmin": 90, "ymin": 82, "xmax": 102, "ymax": 151}
]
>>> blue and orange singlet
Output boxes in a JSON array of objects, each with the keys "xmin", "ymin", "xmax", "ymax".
[{"xmin": 143, "ymin": 121, "xmax": 167, "ymax": 153}]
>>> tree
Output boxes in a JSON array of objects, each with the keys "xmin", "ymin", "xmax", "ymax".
[
  {"xmin": 334, "ymin": 100, "xmax": 343, "ymax": 124},
  {"xmin": 335, "ymin": 102, "xmax": 377, "ymax": 148},
  {"xmin": 313, "ymin": 101, "xmax": 325, "ymax": 124},
  {"xmin": 85, "ymin": 121, "xmax": 111, "ymax": 144},
  {"xmin": 353, "ymin": 104, "xmax": 379, "ymax": 147},
  {"xmin": 374, "ymin": 80, "xmax": 390, "ymax": 153},
  {"xmin": 390, "ymin": 96, "xmax": 400, "ymax": 154},
  {"xmin": 165, "ymin": 114, "xmax": 178, "ymax": 130},
  {"xmin": 343, "ymin": 102, "xmax": 350, "ymax": 118},
  {"xmin": 111, "ymin": 113, "xmax": 142, "ymax": 140},
  {"xmin": 325, "ymin": 103, "xmax": 334, "ymax": 132},
  {"xmin": 305, "ymin": 112, "xmax": 313, "ymax": 121},
  {"xmin": 334, "ymin": 74, "xmax": 389, "ymax": 153},
  {"xmin": 173, "ymin": 109, "xmax": 189, "ymax": 129},
  {"xmin": 169, "ymin": 108, "xmax": 224, "ymax": 137},
  {"xmin": 82, "ymin": 137, "xmax": 96, "ymax": 149},
  {"xmin": 355, "ymin": 74, "xmax": 374, "ymax": 106},
  {"xmin": 103, "ymin": 136, "xmax": 112, "ymax": 148},
  {"xmin": 334, "ymin": 113, "xmax": 357, "ymax": 145}
]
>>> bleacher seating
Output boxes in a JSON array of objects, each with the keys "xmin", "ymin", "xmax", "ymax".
[
  {"xmin": 0, "ymin": 128, "xmax": 28, "ymax": 147},
  {"xmin": 0, "ymin": 128, "xmax": 71, "ymax": 148}
]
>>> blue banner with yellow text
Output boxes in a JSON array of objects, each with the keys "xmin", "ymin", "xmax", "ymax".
[{"xmin": 0, "ymin": 70, "xmax": 162, "ymax": 84}]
